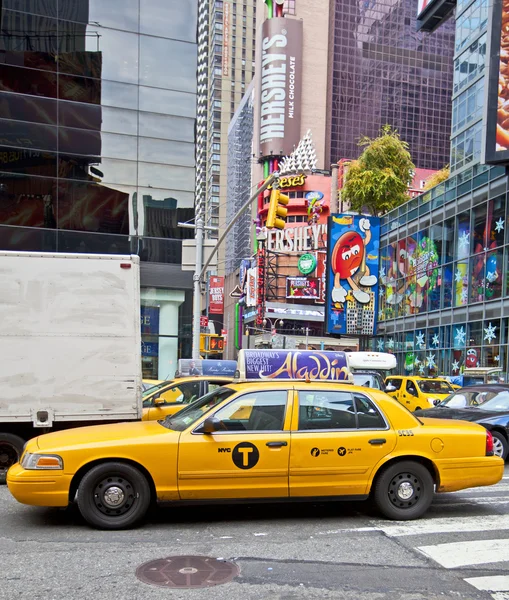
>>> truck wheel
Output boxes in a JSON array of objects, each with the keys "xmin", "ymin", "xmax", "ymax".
[
  {"xmin": 373, "ymin": 461, "xmax": 434, "ymax": 520},
  {"xmin": 0, "ymin": 433, "xmax": 25, "ymax": 485},
  {"xmin": 77, "ymin": 462, "xmax": 151, "ymax": 530},
  {"xmin": 492, "ymin": 431, "xmax": 508, "ymax": 460}
]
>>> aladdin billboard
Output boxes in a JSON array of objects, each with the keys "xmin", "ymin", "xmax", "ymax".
[
  {"xmin": 259, "ymin": 17, "xmax": 302, "ymax": 158},
  {"xmin": 483, "ymin": 0, "xmax": 509, "ymax": 164},
  {"xmin": 325, "ymin": 214, "xmax": 381, "ymax": 336}
]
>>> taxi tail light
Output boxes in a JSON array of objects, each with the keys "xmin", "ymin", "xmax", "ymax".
[{"xmin": 486, "ymin": 430, "xmax": 494, "ymax": 456}]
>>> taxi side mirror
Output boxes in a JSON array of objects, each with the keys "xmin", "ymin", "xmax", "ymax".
[
  {"xmin": 433, "ymin": 399, "xmax": 441, "ymax": 406},
  {"xmin": 154, "ymin": 397, "xmax": 164, "ymax": 406},
  {"xmin": 386, "ymin": 384, "xmax": 396, "ymax": 393},
  {"xmin": 200, "ymin": 417, "xmax": 223, "ymax": 434}
]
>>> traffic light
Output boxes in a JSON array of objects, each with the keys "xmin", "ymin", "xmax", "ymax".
[
  {"xmin": 200, "ymin": 334, "xmax": 225, "ymax": 354},
  {"xmin": 266, "ymin": 188, "xmax": 289, "ymax": 229}
]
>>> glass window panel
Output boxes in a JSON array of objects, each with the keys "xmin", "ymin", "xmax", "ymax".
[
  {"xmin": 0, "ymin": 64, "xmax": 58, "ymax": 99},
  {"xmin": 486, "ymin": 248, "xmax": 503, "ymax": 300},
  {"xmin": 84, "ymin": 28, "xmax": 139, "ymax": 85},
  {"xmin": 0, "ymin": 91, "xmax": 57, "ymax": 125},
  {"xmin": 443, "ymin": 218, "xmax": 455, "ymax": 263},
  {"xmin": 137, "ymin": 163, "xmax": 195, "ymax": 191},
  {"xmin": 0, "ymin": 173, "xmax": 58, "ymax": 228},
  {"xmin": 353, "ymin": 393, "xmax": 386, "ymax": 429},
  {"xmin": 214, "ymin": 390, "xmax": 287, "ymax": 431},
  {"xmin": 60, "ymin": 158, "xmax": 138, "ymax": 186},
  {"xmin": 101, "ymin": 81, "xmax": 139, "ymax": 111},
  {"xmin": 298, "ymin": 391, "xmax": 356, "ymax": 430},
  {"xmin": 442, "ymin": 264, "xmax": 453, "ymax": 309},
  {"xmin": 58, "ymin": 73, "xmax": 102, "ymax": 104},
  {"xmin": 488, "ymin": 194, "xmax": 507, "ymax": 248},
  {"xmin": 453, "ymin": 260, "xmax": 469, "ymax": 306},
  {"xmin": 456, "ymin": 211, "xmax": 471, "ymax": 259},
  {"xmin": 0, "ymin": 146, "xmax": 57, "ymax": 177},
  {"xmin": 0, "ymin": 118, "xmax": 57, "ymax": 151},
  {"xmin": 470, "ymin": 254, "xmax": 485, "ymax": 303},
  {"xmin": 100, "ymin": 106, "xmax": 138, "ymax": 136},
  {"xmin": 58, "ymin": 100, "xmax": 102, "ymax": 130},
  {"xmin": 138, "ymin": 138, "xmax": 194, "ymax": 167},
  {"xmin": 58, "ymin": 0, "xmax": 140, "ymax": 33},
  {"xmin": 101, "ymin": 132, "xmax": 138, "ymax": 161},
  {"xmin": 140, "ymin": 0, "xmax": 197, "ymax": 42},
  {"xmin": 3, "ymin": 1, "xmax": 57, "ymax": 17},
  {"xmin": 472, "ymin": 203, "xmax": 487, "ymax": 253},
  {"xmin": 139, "ymin": 86, "xmax": 196, "ymax": 118},
  {"xmin": 139, "ymin": 36, "xmax": 197, "ymax": 94},
  {"xmin": 58, "ymin": 126, "xmax": 101, "ymax": 157},
  {"xmin": 137, "ymin": 186, "xmax": 194, "ymax": 209},
  {"xmin": 0, "ymin": 10, "xmax": 59, "ymax": 61},
  {"xmin": 57, "ymin": 179, "xmax": 131, "ymax": 233},
  {"xmin": 138, "ymin": 113, "xmax": 195, "ymax": 143}
]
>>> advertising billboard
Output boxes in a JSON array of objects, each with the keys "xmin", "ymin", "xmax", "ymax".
[
  {"xmin": 259, "ymin": 17, "xmax": 302, "ymax": 158},
  {"xmin": 416, "ymin": 0, "xmax": 456, "ymax": 32},
  {"xmin": 483, "ymin": 0, "xmax": 509, "ymax": 164},
  {"xmin": 325, "ymin": 214, "xmax": 381, "ymax": 336},
  {"xmin": 286, "ymin": 276, "xmax": 321, "ymax": 299},
  {"xmin": 209, "ymin": 276, "xmax": 225, "ymax": 314}
]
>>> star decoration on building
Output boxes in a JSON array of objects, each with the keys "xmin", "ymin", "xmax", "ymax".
[
  {"xmin": 458, "ymin": 231, "xmax": 470, "ymax": 251},
  {"xmin": 495, "ymin": 355, "xmax": 500, "ymax": 362},
  {"xmin": 377, "ymin": 339, "xmax": 385, "ymax": 351},
  {"xmin": 454, "ymin": 269, "xmax": 463, "ymax": 283},
  {"xmin": 484, "ymin": 322, "xmax": 497, "ymax": 343},
  {"xmin": 486, "ymin": 270, "xmax": 498, "ymax": 283},
  {"xmin": 386, "ymin": 338, "xmax": 394, "ymax": 350},
  {"xmin": 418, "ymin": 363, "xmax": 426, "ymax": 375},
  {"xmin": 495, "ymin": 218, "xmax": 505, "ymax": 233},
  {"xmin": 379, "ymin": 287, "xmax": 385, "ymax": 298},
  {"xmin": 414, "ymin": 357, "xmax": 421, "ymax": 365},
  {"xmin": 415, "ymin": 332, "xmax": 425, "ymax": 347},
  {"xmin": 426, "ymin": 352, "xmax": 436, "ymax": 369},
  {"xmin": 451, "ymin": 360, "xmax": 460, "ymax": 372},
  {"xmin": 455, "ymin": 326, "xmax": 466, "ymax": 345},
  {"xmin": 461, "ymin": 288, "xmax": 469, "ymax": 304},
  {"xmin": 379, "ymin": 267, "xmax": 386, "ymax": 280},
  {"xmin": 432, "ymin": 334, "xmax": 440, "ymax": 346},
  {"xmin": 278, "ymin": 129, "xmax": 317, "ymax": 174}
]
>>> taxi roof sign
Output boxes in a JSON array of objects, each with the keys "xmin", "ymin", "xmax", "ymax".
[
  {"xmin": 346, "ymin": 352, "xmax": 397, "ymax": 371},
  {"xmin": 236, "ymin": 349, "xmax": 352, "ymax": 382}
]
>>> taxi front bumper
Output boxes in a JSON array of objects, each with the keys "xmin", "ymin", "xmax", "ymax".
[
  {"xmin": 435, "ymin": 455, "xmax": 504, "ymax": 493},
  {"xmin": 7, "ymin": 463, "xmax": 71, "ymax": 507}
]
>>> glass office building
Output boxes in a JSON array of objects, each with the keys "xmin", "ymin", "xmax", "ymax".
[
  {"xmin": 330, "ymin": 0, "xmax": 455, "ymax": 170},
  {"xmin": 0, "ymin": 0, "xmax": 199, "ymax": 376},
  {"xmin": 374, "ymin": 0, "xmax": 509, "ymax": 381}
]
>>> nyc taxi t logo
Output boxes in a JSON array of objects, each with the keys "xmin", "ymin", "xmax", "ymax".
[{"xmin": 218, "ymin": 442, "xmax": 260, "ymax": 469}]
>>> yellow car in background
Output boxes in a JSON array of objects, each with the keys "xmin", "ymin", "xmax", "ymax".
[
  {"xmin": 141, "ymin": 376, "xmax": 233, "ymax": 420},
  {"xmin": 142, "ymin": 379, "xmax": 164, "ymax": 392},
  {"xmin": 7, "ymin": 350, "xmax": 503, "ymax": 530},
  {"xmin": 385, "ymin": 376, "xmax": 455, "ymax": 412}
]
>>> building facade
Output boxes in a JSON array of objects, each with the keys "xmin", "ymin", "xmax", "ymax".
[
  {"xmin": 0, "ymin": 0, "xmax": 198, "ymax": 377},
  {"xmin": 374, "ymin": 0, "xmax": 509, "ymax": 382},
  {"xmin": 330, "ymin": 0, "xmax": 456, "ymax": 170}
]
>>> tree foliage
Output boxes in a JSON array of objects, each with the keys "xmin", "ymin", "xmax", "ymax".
[
  {"xmin": 423, "ymin": 165, "xmax": 450, "ymax": 190},
  {"xmin": 341, "ymin": 125, "xmax": 415, "ymax": 216}
]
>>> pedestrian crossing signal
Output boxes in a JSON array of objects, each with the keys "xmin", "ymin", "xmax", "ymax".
[{"xmin": 200, "ymin": 334, "xmax": 225, "ymax": 354}]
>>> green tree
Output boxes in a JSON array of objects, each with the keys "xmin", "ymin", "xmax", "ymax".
[
  {"xmin": 341, "ymin": 125, "xmax": 415, "ymax": 216},
  {"xmin": 423, "ymin": 165, "xmax": 450, "ymax": 190}
]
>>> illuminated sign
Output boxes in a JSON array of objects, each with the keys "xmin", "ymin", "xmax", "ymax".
[
  {"xmin": 267, "ymin": 173, "xmax": 306, "ymax": 189},
  {"xmin": 483, "ymin": 0, "xmax": 509, "ymax": 164},
  {"xmin": 266, "ymin": 223, "xmax": 327, "ymax": 253},
  {"xmin": 286, "ymin": 276, "xmax": 321, "ymax": 299},
  {"xmin": 259, "ymin": 18, "xmax": 303, "ymax": 158},
  {"xmin": 325, "ymin": 214, "xmax": 381, "ymax": 336},
  {"xmin": 298, "ymin": 253, "xmax": 317, "ymax": 275}
]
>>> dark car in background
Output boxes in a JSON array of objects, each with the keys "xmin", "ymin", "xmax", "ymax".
[{"xmin": 415, "ymin": 385, "xmax": 509, "ymax": 460}]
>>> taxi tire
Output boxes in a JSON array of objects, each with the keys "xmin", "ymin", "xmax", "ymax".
[
  {"xmin": 77, "ymin": 462, "xmax": 151, "ymax": 530},
  {"xmin": 492, "ymin": 431, "xmax": 508, "ymax": 460},
  {"xmin": 373, "ymin": 461, "xmax": 434, "ymax": 521},
  {"xmin": 0, "ymin": 433, "xmax": 25, "ymax": 485}
]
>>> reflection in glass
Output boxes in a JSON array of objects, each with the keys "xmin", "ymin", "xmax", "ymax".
[
  {"xmin": 139, "ymin": 86, "xmax": 196, "ymax": 118},
  {"xmin": 140, "ymin": 0, "xmax": 197, "ymax": 42},
  {"xmin": 139, "ymin": 112, "xmax": 195, "ymax": 143},
  {"xmin": 139, "ymin": 36, "xmax": 197, "ymax": 93},
  {"xmin": 138, "ymin": 138, "xmax": 195, "ymax": 168}
]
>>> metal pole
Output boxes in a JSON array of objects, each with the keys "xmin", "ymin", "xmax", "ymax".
[
  {"xmin": 306, "ymin": 326, "xmax": 309, "ymax": 349},
  {"xmin": 330, "ymin": 163, "xmax": 339, "ymax": 214},
  {"xmin": 192, "ymin": 216, "xmax": 204, "ymax": 359}
]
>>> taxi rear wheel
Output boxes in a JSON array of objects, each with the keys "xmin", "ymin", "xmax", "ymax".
[
  {"xmin": 373, "ymin": 461, "xmax": 434, "ymax": 520},
  {"xmin": 77, "ymin": 462, "xmax": 151, "ymax": 530},
  {"xmin": 492, "ymin": 431, "xmax": 508, "ymax": 460}
]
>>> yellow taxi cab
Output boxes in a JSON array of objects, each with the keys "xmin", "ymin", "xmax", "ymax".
[
  {"xmin": 385, "ymin": 376, "xmax": 455, "ymax": 412},
  {"xmin": 141, "ymin": 376, "xmax": 234, "ymax": 420},
  {"xmin": 7, "ymin": 350, "xmax": 503, "ymax": 530},
  {"xmin": 142, "ymin": 379, "xmax": 164, "ymax": 392}
]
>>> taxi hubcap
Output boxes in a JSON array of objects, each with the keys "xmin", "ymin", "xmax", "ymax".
[
  {"xmin": 493, "ymin": 438, "xmax": 504, "ymax": 457},
  {"xmin": 388, "ymin": 472, "xmax": 422, "ymax": 508},
  {"xmin": 93, "ymin": 476, "xmax": 136, "ymax": 516}
]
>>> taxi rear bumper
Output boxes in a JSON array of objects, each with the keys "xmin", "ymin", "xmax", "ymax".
[
  {"xmin": 7, "ymin": 463, "xmax": 71, "ymax": 507},
  {"xmin": 435, "ymin": 455, "xmax": 504, "ymax": 493}
]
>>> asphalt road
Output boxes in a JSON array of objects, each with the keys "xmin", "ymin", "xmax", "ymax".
[{"xmin": 1, "ymin": 467, "xmax": 509, "ymax": 600}]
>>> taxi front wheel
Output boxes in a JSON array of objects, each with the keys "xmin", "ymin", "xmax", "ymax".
[
  {"xmin": 77, "ymin": 462, "xmax": 151, "ymax": 530},
  {"xmin": 373, "ymin": 461, "xmax": 434, "ymax": 520}
]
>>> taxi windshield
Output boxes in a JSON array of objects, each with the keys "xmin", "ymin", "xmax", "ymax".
[
  {"xmin": 160, "ymin": 386, "xmax": 236, "ymax": 431},
  {"xmin": 417, "ymin": 380, "xmax": 453, "ymax": 394}
]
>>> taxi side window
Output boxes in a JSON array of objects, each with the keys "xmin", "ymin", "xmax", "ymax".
[
  {"xmin": 213, "ymin": 391, "xmax": 287, "ymax": 431},
  {"xmin": 298, "ymin": 391, "xmax": 356, "ymax": 430},
  {"xmin": 354, "ymin": 394, "xmax": 386, "ymax": 429},
  {"xmin": 387, "ymin": 378, "xmax": 402, "ymax": 390},
  {"xmin": 406, "ymin": 381, "xmax": 418, "ymax": 397}
]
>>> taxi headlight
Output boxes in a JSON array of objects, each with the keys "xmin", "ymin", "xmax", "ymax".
[{"xmin": 21, "ymin": 453, "xmax": 63, "ymax": 470}]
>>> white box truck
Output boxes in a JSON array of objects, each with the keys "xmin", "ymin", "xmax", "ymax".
[{"xmin": 0, "ymin": 251, "xmax": 142, "ymax": 482}]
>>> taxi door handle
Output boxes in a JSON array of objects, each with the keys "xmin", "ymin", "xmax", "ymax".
[
  {"xmin": 266, "ymin": 441, "xmax": 288, "ymax": 447},
  {"xmin": 369, "ymin": 438, "xmax": 386, "ymax": 445}
]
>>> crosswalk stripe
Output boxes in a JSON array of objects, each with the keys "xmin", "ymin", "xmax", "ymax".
[
  {"xmin": 418, "ymin": 539, "xmax": 509, "ymax": 568},
  {"xmin": 378, "ymin": 515, "xmax": 509, "ymax": 537},
  {"xmin": 464, "ymin": 575, "xmax": 509, "ymax": 592}
]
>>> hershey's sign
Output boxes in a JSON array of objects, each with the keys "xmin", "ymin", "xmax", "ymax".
[
  {"xmin": 259, "ymin": 18, "xmax": 302, "ymax": 158},
  {"xmin": 266, "ymin": 223, "xmax": 327, "ymax": 253}
]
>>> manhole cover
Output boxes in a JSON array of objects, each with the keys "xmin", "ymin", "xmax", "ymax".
[{"xmin": 136, "ymin": 555, "xmax": 240, "ymax": 588}]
